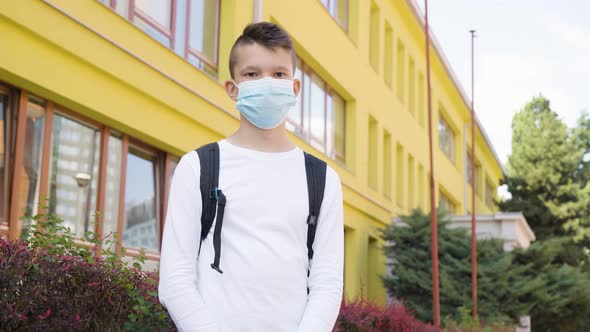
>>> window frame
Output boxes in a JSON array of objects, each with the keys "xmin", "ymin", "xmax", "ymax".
[
  {"xmin": 287, "ymin": 58, "xmax": 305, "ymax": 136},
  {"xmin": 383, "ymin": 22, "xmax": 393, "ymax": 87},
  {"xmin": 439, "ymin": 190, "xmax": 457, "ymax": 215},
  {"xmin": 417, "ymin": 72, "xmax": 425, "ymax": 128},
  {"xmin": 47, "ymin": 109, "xmax": 104, "ymax": 238},
  {"xmin": 128, "ymin": 0, "xmax": 177, "ymax": 48},
  {"xmin": 395, "ymin": 143, "xmax": 404, "ymax": 208},
  {"xmin": 184, "ymin": 0, "xmax": 221, "ymax": 71},
  {"xmin": 332, "ymin": 92, "xmax": 346, "ymax": 163},
  {"xmin": 466, "ymin": 151, "xmax": 482, "ymax": 196},
  {"xmin": 287, "ymin": 58, "xmax": 347, "ymax": 164},
  {"xmin": 3, "ymin": 85, "xmax": 178, "ymax": 263},
  {"xmin": 319, "ymin": 0, "xmax": 349, "ymax": 32},
  {"xmin": 408, "ymin": 57, "xmax": 416, "ymax": 116},
  {"xmin": 8, "ymin": 93, "xmax": 55, "ymax": 241},
  {"xmin": 396, "ymin": 39, "xmax": 406, "ymax": 101},
  {"xmin": 438, "ymin": 115, "xmax": 456, "ymax": 163},
  {"xmin": 120, "ymin": 141, "xmax": 161, "ymax": 254},
  {"xmin": 307, "ymin": 71, "xmax": 328, "ymax": 149},
  {"xmin": 0, "ymin": 85, "xmax": 16, "ymax": 231},
  {"xmin": 407, "ymin": 154, "xmax": 415, "ymax": 208},
  {"xmin": 98, "ymin": 0, "xmax": 222, "ymax": 76}
]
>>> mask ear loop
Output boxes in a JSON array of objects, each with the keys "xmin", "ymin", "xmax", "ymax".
[{"xmin": 231, "ymin": 80, "xmax": 239, "ymax": 99}]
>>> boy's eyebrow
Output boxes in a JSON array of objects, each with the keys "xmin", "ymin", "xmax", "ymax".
[
  {"xmin": 239, "ymin": 65, "xmax": 291, "ymax": 73},
  {"xmin": 240, "ymin": 65, "xmax": 260, "ymax": 73},
  {"xmin": 274, "ymin": 65, "xmax": 291, "ymax": 72}
]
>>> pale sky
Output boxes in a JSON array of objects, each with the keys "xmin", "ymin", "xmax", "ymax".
[{"xmin": 415, "ymin": 0, "xmax": 590, "ymax": 166}]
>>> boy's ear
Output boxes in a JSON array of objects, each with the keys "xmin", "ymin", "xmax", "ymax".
[
  {"xmin": 293, "ymin": 78, "xmax": 301, "ymax": 97},
  {"xmin": 225, "ymin": 80, "xmax": 239, "ymax": 101}
]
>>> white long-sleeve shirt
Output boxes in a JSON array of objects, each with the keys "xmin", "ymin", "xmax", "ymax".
[{"xmin": 158, "ymin": 139, "xmax": 344, "ymax": 332}]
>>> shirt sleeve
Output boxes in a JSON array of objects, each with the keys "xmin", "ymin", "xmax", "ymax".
[
  {"xmin": 158, "ymin": 152, "xmax": 220, "ymax": 331},
  {"xmin": 297, "ymin": 166, "xmax": 344, "ymax": 332}
]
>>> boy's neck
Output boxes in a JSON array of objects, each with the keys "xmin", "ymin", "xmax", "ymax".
[{"xmin": 225, "ymin": 116, "xmax": 296, "ymax": 152}]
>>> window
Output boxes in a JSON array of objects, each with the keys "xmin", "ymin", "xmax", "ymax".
[
  {"xmin": 98, "ymin": 0, "xmax": 130, "ymax": 17},
  {"xmin": 367, "ymin": 236, "xmax": 380, "ymax": 300},
  {"xmin": 320, "ymin": 0, "xmax": 348, "ymax": 31},
  {"xmin": 103, "ymin": 135, "xmax": 123, "ymax": 243},
  {"xmin": 169, "ymin": 156, "xmax": 179, "ymax": 180},
  {"xmin": 343, "ymin": 226, "xmax": 347, "ymax": 291},
  {"xmin": 368, "ymin": 116, "xmax": 378, "ymax": 189},
  {"xmin": 369, "ymin": 3, "xmax": 380, "ymax": 72},
  {"xmin": 438, "ymin": 114, "xmax": 456, "ymax": 163},
  {"xmin": 0, "ymin": 88, "xmax": 11, "ymax": 226},
  {"xmin": 48, "ymin": 114, "xmax": 100, "ymax": 238},
  {"xmin": 131, "ymin": 0, "xmax": 175, "ymax": 47},
  {"xmin": 408, "ymin": 57, "xmax": 416, "ymax": 116},
  {"xmin": 485, "ymin": 180, "xmax": 495, "ymax": 210},
  {"xmin": 466, "ymin": 152, "xmax": 473, "ymax": 187},
  {"xmin": 396, "ymin": 40, "xmax": 405, "ymax": 101},
  {"xmin": 16, "ymin": 96, "xmax": 46, "ymax": 227},
  {"xmin": 332, "ymin": 94, "xmax": 346, "ymax": 163},
  {"xmin": 287, "ymin": 58, "xmax": 346, "ymax": 164},
  {"xmin": 288, "ymin": 57, "xmax": 304, "ymax": 134},
  {"xmin": 477, "ymin": 166, "xmax": 482, "ymax": 196},
  {"xmin": 418, "ymin": 164, "xmax": 425, "ymax": 210},
  {"xmin": 186, "ymin": 0, "xmax": 220, "ymax": 76},
  {"xmin": 466, "ymin": 152, "xmax": 481, "ymax": 195},
  {"xmin": 310, "ymin": 73, "xmax": 326, "ymax": 151},
  {"xmin": 426, "ymin": 171, "xmax": 431, "ymax": 213},
  {"xmin": 418, "ymin": 72, "xmax": 425, "ymax": 128},
  {"xmin": 395, "ymin": 143, "xmax": 403, "ymax": 207},
  {"xmin": 383, "ymin": 22, "xmax": 393, "ymax": 87},
  {"xmin": 136, "ymin": 1, "xmax": 172, "ymax": 27},
  {"xmin": 407, "ymin": 154, "xmax": 415, "ymax": 209},
  {"xmin": 383, "ymin": 131, "xmax": 392, "ymax": 198},
  {"xmin": 123, "ymin": 147, "xmax": 159, "ymax": 253},
  {"xmin": 439, "ymin": 191, "xmax": 456, "ymax": 215},
  {"xmin": 344, "ymin": 227, "xmax": 354, "ymax": 293},
  {"xmin": 3, "ymin": 86, "xmax": 179, "ymax": 262},
  {"xmin": 99, "ymin": 0, "xmax": 221, "ymax": 76}
]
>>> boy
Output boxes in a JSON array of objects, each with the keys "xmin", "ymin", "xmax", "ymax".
[{"xmin": 158, "ymin": 22, "xmax": 344, "ymax": 332}]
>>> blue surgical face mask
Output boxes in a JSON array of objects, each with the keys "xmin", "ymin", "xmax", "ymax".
[{"xmin": 233, "ymin": 77, "xmax": 297, "ymax": 130}]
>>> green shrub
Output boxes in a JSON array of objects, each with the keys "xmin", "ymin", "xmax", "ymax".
[{"xmin": 0, "ymin": 204, "xmax": 174, "ymax": 331}]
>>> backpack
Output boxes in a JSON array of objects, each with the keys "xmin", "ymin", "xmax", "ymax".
[{"xmin": 195, "ymin": 142, "xmax": 327, "ymax": 293}]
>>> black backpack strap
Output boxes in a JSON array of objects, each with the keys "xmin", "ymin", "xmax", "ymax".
[
  {"xmin": 196, "ymin": 142, "xmax": 225, "ymax": 274},
  {"xmin": 304, "ymin": 152, "xmax": 327, "ymax": 293}
]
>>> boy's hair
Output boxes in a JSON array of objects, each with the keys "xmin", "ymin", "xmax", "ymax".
[{"xmin": 229, "ymin": 22, "xmax": 296, "ymax": 79}]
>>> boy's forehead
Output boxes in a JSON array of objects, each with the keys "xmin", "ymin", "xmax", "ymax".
[{"xmin": 233, "ymin": 43, "xmax": 294, "ymax": 71}]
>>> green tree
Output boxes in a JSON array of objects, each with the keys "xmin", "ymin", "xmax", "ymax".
[
  {"xmin": 499, "ymin": 95, "xmax": 590, "ymax": 330},
  {"xmin": 381, "ymin": 209, "xmax": 590, "ymax": 331},
  {"xmin": 380, "ymin": 209, "xmax": 530, "ymax": 325},
  {"xmin": 500, "ymin": 95, "xmax": 590, "ymax": 257},
  {"xmin": 511, "ymin": 238, "xmax": 590, "ymax": 331}
]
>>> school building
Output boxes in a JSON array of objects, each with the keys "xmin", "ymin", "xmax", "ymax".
[{"xmin": 0, "ymin": 0, "xmax": 503, "ymax": 305}]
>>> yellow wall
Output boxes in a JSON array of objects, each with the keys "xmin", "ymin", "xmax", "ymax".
[{"xmin": 0, "ymin": 0, "xmax": 504, "ymax": 306}]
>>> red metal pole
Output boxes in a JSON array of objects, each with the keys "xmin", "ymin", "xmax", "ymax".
[
  {"xmin": 424, "ymin": 0, "xmax": 440, "ymax": 327},
  {"xmin": 470, "ymin": 29, "xmax": 478, "ymax": 319}
]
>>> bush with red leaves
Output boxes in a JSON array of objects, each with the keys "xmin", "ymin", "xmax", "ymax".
[{"xmin": 334, "ymin": 297, "xmax": 440, "ymax": 332}]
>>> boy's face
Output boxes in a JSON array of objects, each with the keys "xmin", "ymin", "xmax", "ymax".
[{"xmin": 225, "ymin": 42, "xmax": 301, "ymax": 101}]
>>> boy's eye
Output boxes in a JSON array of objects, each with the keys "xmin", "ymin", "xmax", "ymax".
[
  {"xmin": 246, "ymin": 72, "xmax": 257, "ymax": 77},
  {"xmin": 275, "ymin": 72, "xmax": 286, "ymax": 78}
]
